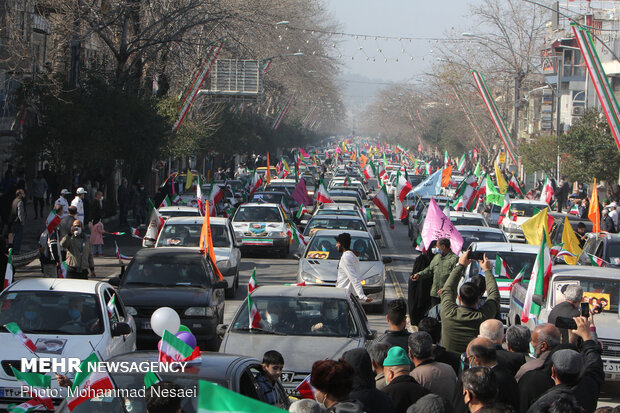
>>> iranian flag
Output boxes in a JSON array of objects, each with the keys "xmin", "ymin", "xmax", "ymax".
[
  {"xmin": 145, "ymin": 200, "xmax": 165, "ymax": 241},
  {"xmin": 377, "ymin": 163, "xmax": 386, "ymax": 179},
  {"xmin": 114, "ymin": 241, "xmax": 130, "ymax": 261},
  {"xmin": 498, "ymin": 193, "xmax": 511, "ymax": 226},
  {"xmin": 457, "ymin": 155, "xmax": 466, "ymax": 174},
  {"xmin": 540, "ymin": 174, "xmax": 554, "ymax": 205},
  {"xmin": 5, "ymin": 322, "xmax": 37, "ymax": 353},
  {"xmin": 4, "ymin": 248, "xmax": 13, "ymax": 290},
  {"xmin": 287, "ymin": 221, "xmax": 307, "ymax": 247},
  {"xmin": 208, "ymin": 181, "xmax": 224, "ymax": 216},
  {"xmin": 569, "ymin": 204, "xmax": 580, "ymax": 215},
  {"xmin": 396, "ymin": 171, "xmax": 413, "ymax": 202},
  {"xmin": 198, "ymin": 380, "xmax": 284, "ymax": 413},
  {"xmin": 343, "ymin": 174, "xmax": 351, "ymax": 187},
  {"xmin": 296, "ymin": 205, "xmax": 309, "ymax": 219},
  {"xmin": 363, "ymin": 163, "xmax": 375, "ymax": 180},
  {"xmin": 131, "ymin": 227, "xmax": 142, "ymax": 239},
  {"xmin": 67, "ymin": 353, "xmax": 115, "ymax": 411},
  {"xmin": 521, "ymin": 232, "xmax": 552, "ymax": 323},
  {"xmin": 494, "ymin": 255, "xmax": 508, "ymax": 278},
  {"xmin": 248, "ymin": 294, "xmax": 262, "ymax": 329},
  {"xmin": 588, "ymin": 253, "xmax": 606, "ymax": 267},
  {"xmin": 159, "ymin": 330, "xmax": 201, "ymax": 364},
  {"xmin": 509, "ymin": 175, "xmax": 523, "ymax": 196},
  {"xmin": 11, "ymin": 367, "xmax": 51, "ymax": 389},
  {"xmin": 549, "ymin": 243, "xmax": 564, "ymax": 258},
  {"xmin": 144, "ymin": 371, "xmax": 162, "ymax": 388},
  {"xmin": 7, "ymin": 398, "xmax": 48, "ymax": 413},
  {"xmin": 172, "ymin": 194, "xmax": 182, "ymax": 205},
  {"xmin": 159, "ymin": 195, "xmax": 172, "ymax": 208},
  {"xmin": 373, "ymin": 184, "xmax": 394, "ymax": 229},
  {"xmin": 444, "ymin": 150, "xmax": 449, "ymax": 166},
  {"xmin": 196, "ymin": 182, "xmax": 204, "ymax": 214},
  {"xmin": 248, "ymin": 269, "xmax": 258, "ymax": 293},
  {"xmin": 45, "ymin": 210, "xmax": 61, "ymax": 234},
  {"xmin": 453, "ymin": 174, "xmax": 478, "ymax": 212},
  {"xmin": 296, "ymin": 374, "xmax": 316, "ymax": 400},
  {"xmin": 316, "ymin": 179, "xmax": 333, "ymax": 204},
  {"xmin": 106, "ymin": 294, "xmax": 117, "ymax": 323},
  {"xmin": 509, "ymin": 267, "xmax": 526, "ymax": 291},
  {"xmin": 109, "ymin": 231, "xmax": 125, "ymax": 236},
  {"xmin": 249, "ymin": 171, "xmax": 262, "ymax": 197},
  {"xmin": 59, "ymin": 260, "xmax": 68, "ymax": 278}
]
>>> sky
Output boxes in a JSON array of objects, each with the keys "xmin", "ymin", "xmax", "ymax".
[{"xmin": 324, "ymin": 0, "xmax": 477, "ymax": 83}]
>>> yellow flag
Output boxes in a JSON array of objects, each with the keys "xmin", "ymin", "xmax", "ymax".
[
  {"xmin": 185, "ymin": 169, "xmax": 194, "ymax": 190},
  {"xmin": 561, "ymin": 217, "xmax": 582, "ymax": 265},
  {"xmin": 521, "ymin": 207, "xmax": 552, "ymax": 246},
  {"xmin": 494, "ymin": 162, "xmax": 508, "ymax": 194}
]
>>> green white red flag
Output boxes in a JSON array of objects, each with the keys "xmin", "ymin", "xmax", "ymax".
[
  {"xmin": 3, "ymin": 248, "xmax": 13, "ymax": 290},
  {"xmin": 144, "ymin": 371, "xmax": 162, "ymax": 388},
  {"xmin": 396, "ymin": 171, "xmax": 413, "ymax": 202},
  {"xmin": 248, "ymin": 269, "xmax": 258, "ymax": 293},
  {"xmin": 296, "ymin": 205, "xmax": 309, "ymax": 219},
  {"xmin": 114, "ymin": 241, "xmax": 130, "ymax": 261},
  {"xmin": 248, "ymin": 294, "xmax": 261, "ymax": 329},
  {"xmin": 540, "ymin": 174, "xmax": 554, "ymax": 205},
  {"xmin": 509, "ymin": 175, "xmax": 523, "ymax": 196},
  {"xmin": 498, "ymin": 193, "xmax": 511, "ymax": 226},
  {"xmin": 130, "ymin": 227, "xmax": 142, "ymax": 239},
  {"xmin": 521, "ymin": 231, "xmax": 552, "ymax": 323},
  {"xmin": 316, "ymin": 179, "xmax": 333, "ymax": 204},
  {"xmin": 372, "ymin": 184, "xmax": 394, "ymax": 229},
  {"xmin": 67, "ymin": 353, "xmax": 115, "ymax": 411},
  {"xmin": 45, "ymin": 210, "xmax": 61, "ymax": 234},
  {"xmin": 159, "ymin": 195, "xmax": 172, "ymax": 208},
  {"xmin": 208, "ymin": 181, "xmax": 224, "ymax": 216},
  {"xmin": 588, "ymin": 253, "xmax": 606, "ymax": 267},
  {"xmin": 106, "ymin": 294, "xmax": 117, "ymax": 324},
  {"xmin": 159, "ymin": 330, "xmax": 201, "ymax": 364},
  {"xmin": 145, "ymin": 200, "xmax": 165, "ymax": 241},
  {"xmin": 494, "ymin": 254, "xmax": 508, "ymax": 278},
  {"xmin": 457, "ymin": 155, "xmax": 466, "ymax": 174},
  {"xmin": 59, "ymin": 260, "xmax": 68, "ymax": 278},
  {"xmin": 7, "ymin": 398, "xmax": 48, "ymax": 413},
  {"xmin": 249, "ymin": 171, "xmax": 262, "ymax": 198},
  {"xmin": 5, "ymin": 322, "xmax": 37, "ymax": 353},
  {"xmin": 198, "ymin": 379, "xmax": 284, "ymax": 413}
]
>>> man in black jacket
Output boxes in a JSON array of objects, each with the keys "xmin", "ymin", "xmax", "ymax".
[
  {"xmin": 526, "ymin": 316, "xmax": 604, "ymax": 413},
  {"xmin": 382, "ymin": 347, "xmax": 429, "ymax": 413},
  {"xmin": 376, "ymin": 298, "xmax": 410, "ymax": 352},
  {"xmin": 479, "ymin": 319, "xmax": 525, "ymax": 376},
  {"xmin": 418, "ymin": 317, "xmax": 460, "ymax": 375},
  {"xmin": 548, "ymin": 284, "xmax": 582, "ymax": 344}
]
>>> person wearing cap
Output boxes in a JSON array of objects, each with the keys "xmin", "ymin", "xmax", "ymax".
[
  {"xmin": 607, "ymin": 201, "xmax": 618, "ymax": 229},
  {"xmin": 526, "ymin": 316, "xmax": 603, "ymax": 413},
  {"xmin": 60, "ymin": 220, "xmax": 96, "ymax": 279},
  {"xmin": 335, "ymin": 233, "xmax": 373, "ymax": 303},
  {"xmin": 382, "ymin": 346, "xmax": 429, "ymax": 413},
  {"xmin": 71, "ymin": 187, "xmax": 87, "ymax": 223},
  {"xmin": 55, "ymin": 189, "xmax": 71, "ymax": 216}
]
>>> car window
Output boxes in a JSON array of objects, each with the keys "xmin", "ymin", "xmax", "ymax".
[
  {"xmin": 606, "ymin": 239, "xmax": 620, "ymax": 266},
  {"xmin": 450, "ymin": 217, "xmax": 486, "ymax": 226},
  {"xmin": 103, "ymin": 288, "xmax": 125, "ymax": 324},
  {"xmin": 579, "ymin": 237, "xmax": 599, "ymax": 265},
  {"xmin": 305, "ymin": 235, "xmax": 377, "ymax": 261},
  {"xmin": 163, "ymin": 210, "xmax": 201, "ymax": 218},
  {"xmin": 460, "ymin": 232, "xmax": 507, "ymax": 250},
  {"xmin": 157, "ymin": 223, "xmax": 201, "ymax": 247},
  {"xmin": 315, "ymin": 210, "xmax": 358, "ymax": 217},
  {"xmin": 306, "ymin": 218, "xmax": 365, "ymax": 233},
  {"xmin": 251, "ymin": 193, "xmax": 283, "ymax": 204},
  {"xmin": 0, "ymin": 292, "xmax": 103, "ymax": 335},
  {"xmin": 122, "ymin": 257, "xmax": 211, "ymax": 288},
  {"xmin": 511, "ymin": 203, "xmax": 548, "ymax": 217},
  {"xmin": 232, "ymin": 297, "xmax": 359, "ymax": 337},
  {"xmin": 234, "ymin": 207, "xmax": 282, "ymax": 223}
]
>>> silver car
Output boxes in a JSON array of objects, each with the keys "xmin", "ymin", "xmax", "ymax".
[
  {"xmin": 218, "ymin": 285, "xmax": 376, "ymax": 396},
  {"xmin": 296, "ymin": 229, "xmax": 390, "ymax": 312}
]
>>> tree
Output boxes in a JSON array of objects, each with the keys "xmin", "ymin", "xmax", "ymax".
[
  {"xmin": 519, "ymin": 134, "xmax": 557, "ymax": 174},
  {"xmin": 561, "ymin": 110, "xmax": 620, "ymax": 186}
]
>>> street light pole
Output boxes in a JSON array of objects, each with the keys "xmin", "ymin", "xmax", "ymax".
[{"xmin": 556, "ymin": 54, "xmax": 563, "ymax": 182}]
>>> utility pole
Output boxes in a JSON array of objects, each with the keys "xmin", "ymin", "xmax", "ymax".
[{"xmin": 555, "ymin": 54, "xmax": 563, "ymax": 182}]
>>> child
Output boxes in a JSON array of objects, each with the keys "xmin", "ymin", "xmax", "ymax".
[
  {"xmin": 257, "ymin": 350, "xmax": 285, "ymax": 407},
  {"xmin": 89, "ymin": 218, "xmax": 105, "ymax": 256}
]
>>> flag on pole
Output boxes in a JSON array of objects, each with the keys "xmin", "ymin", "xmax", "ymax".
[
  {"xmin": 198, "ymin": 201, "xmax": 224, "ymax": 281},
  {"xmin": 588, "ymin": 178, "xmax": 600, "ymax": 233},
  {"xmin": 411, "ymin": 169, "xmax": 443, "ymax": 197},
  {"xmin": 373, "ymin": 184, "xmax": 394, "ymax": 229},
  {"xmin": 521, "ymin": 231, "xmax": 552, "ymax": 323},
  {"xmin": 45, "ymin": 210, "xmax": 61, "ymax": 234},
  {"xmin": 144, "ymin": 371, "xmax": 162, "ymax": 388},
  {"xmin": 114, "ymin": 241, "xmax": 130, "ymax": 261},
  {"xmin": 396, "ymin": 171, "xmax": 413, "ymax": 202},
  {"xmin": 145, "ymin": 200, "xmax": 165, "ymax": 241},
  {"xmin": 3, "ymin": 248, "xmax": 13, "ymax": 290},
  {"xmin": 498, "ymin": 193, "xmax": 511, "ymax": 226},
  {"xmin": 494, "ymin": 255, "xmax": 509, "ymax": 278},
  {"xmin": 473, "ymin": 162, "xmax": 482, "ymax": 178},
  {"xmin": 287, "ymin": 221, "xmax": 307, "ymax": 247},
  {"xmin": 296, "ymin": 205, "xmax": 309, "ymax": 219},
  {"xmin": 316, "ymin": 179, "xmax": 333, "ymax": 204},
  {"xmin": 5, "ymin": 322, "xmax": 37, "ymax": 353},
  {"xmin": 7, "ymin": 399, "xmax": 48, "ymax": 413},
  {"xmin": 588, "ymin": 253, "xmax": 606, "ymax": 267},
  {"xmin": 249, "ymin": 171, "xmax": 262, "ymax": 198},
  {"xmin": 444, "ymin": 150, "xmax": 449, "ymax": 166},
  {"xmin": 494, "ymin": 162, "xmax": 508, "ymax": 194},
  {"xmin": 540, "ymin": 174, "xmax": 555, "ymax": 205},
  {"xmin": 196, "ymin": 179, "xmax": 204, "ymax": 214},
  {"xmin": 420, "ymin": 198, "xmax": 464, "ymax": 253},
  {"xmin": 197, "ymin": 379, "xmax": 284, "ymax": 413},
  {"xmin": 106, "ymin": 293, "xmax": 118, "ymax": 324},
  {"xmin": 485, "ymin": 175, "xmax": 504, "ymax": 207},
  {"xmin": 457, "ymin": 155, "xmax": 466, "ymax": 174},
  {"xmin": 441, "ymin": 166, "xmax": 452, "ymax": 188},
  {"xmin": 561, "ymin": 217, "xmax": 582, "ymax": 265},
  {"xmin": 509, "ymin": 267, "xmax": 526, "ymax": 292},
  {"xmin": 131, "ymin": 227, "xmax": 142, "ymax": 239},
  {"xmin": 296, "ymin": 374, "xmax": 316, "ymax": 400},
  {"xmin": 509, "ymin": 175, "xmax": 523, "ymax": 196},
  {"xmin": 59, "ymin": 260, "xmax": 68, "ymax": 278},
  {"xmin": 159, "ymin": 195, "xmax": 172, "ymax": 208},
  {"xmin": 362, "ymin": 163, "xmax": 376, "ymax": 180},
  {"xmin": 248, "ymin": 269, "xmax": 258, "ymax": 293},
  {"xmin": 10, "ymin": 367, "xmax": 51, "ymax": 389},
  {"xmin": 248, "ymin": 294, "xmax": 262, "ymax": 329},
  {"xmin": 569, "ymin": 204, "xmax": 580, "ymax": 215},
  {"xmin": 521, "ymin": 207, "xmax": 553, "ymax": 246},
  {"xmin": 159, "ymin": 330, "xmax": 201, "ymax": 364}
]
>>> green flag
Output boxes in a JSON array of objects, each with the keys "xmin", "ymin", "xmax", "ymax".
[
  {"xmin": 144, "ymin": 371, "xmax": 161, "ymax": 388},
  {"xmin": 485, "ymin": 175, "xmax": 503, "ymax": 207},
  {"xmin": 473, "ymin": 162, "xmax": 482, "ymax": 178},
  {"xmin": 198, "ymin": 380, "xmax": 286, "ymax": 413},
  {"xmin": 10, "ymin": 367, "xmax": 51, "ymax": 388}
]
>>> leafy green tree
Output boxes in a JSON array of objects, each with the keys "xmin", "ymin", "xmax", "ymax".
[
  {"xmin": 561, "ymin": 110, "xmax": 620, "ymax": 186},
  {"xmin": 519, "ymin": 134, "xmax": 557, "ymax": 174}
]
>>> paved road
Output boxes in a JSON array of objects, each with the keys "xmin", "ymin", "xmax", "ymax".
[{"xmin": 13, "ymin": 207, "xmax": 619, "ymax": 408}]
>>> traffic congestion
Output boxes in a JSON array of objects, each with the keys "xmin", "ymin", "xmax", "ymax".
[{"xmin": 1, "ymin": 138, "xmax": 618, "ymax": 413}]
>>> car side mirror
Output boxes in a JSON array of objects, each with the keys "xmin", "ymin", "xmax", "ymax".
[
  {"xmin": 217, "ymin": 324, "xmax": 228, "ymax": 339},
  {"xmin": 367, "ymin": 221, "xmax": 376, "ymax": 227},
  {"xmin": 108, "ymin": 277, "xmax": 120, "ymax": 287},
  {"xmin": 300, "ymin": 219, "xmax": 308, "ymax": 225},
  {"xmin": 533, "ymin": 294, "xmax": 543, "ymax": 307},
  {"xmin": 365, "ymin": 329, "xmax": 377, "ymax": 340},
  {"xmin": 112, "ymin": 322, "xmax": 131, "ymax": 337},
  {"xmin": 143, "ymin": 239, "xmax": 155, "ymax": 248},
  {"xmin": 382, "ymin": 257, "xmax": 392, "ymax": 264},
  {"xmin": 214, "ymin": 280, "xmax": 228, "ymax": 289}
]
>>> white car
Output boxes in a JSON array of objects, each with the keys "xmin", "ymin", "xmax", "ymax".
[
  {"xmin": 158, "ymin": 205, "xmax": 201, "ymax": 220},
  {"xmin": 456, "ymin": 225, "xmax": 509, "ymax": 251},
  {"xmin": 0, "ymin": 278, "xmax": 136, "ymax": 406},
  {"xmin": 449, "ymin": 211, "xmax": 489, "ymax": 227},
  {"xmin": 231, "ymin": 203, "xmax": 291, "ymax": 258},
  {"xmin": 499, "ymin": 200, "xmax": 550, "ymax": 242},
  {"xmin": 154, "ymin": 216, "xmax": 241, "ymax": 298}
]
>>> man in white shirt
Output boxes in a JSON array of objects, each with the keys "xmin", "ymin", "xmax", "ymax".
[
  {"xmin": 71, "ymin": 187, "xmax": 87, "ymax": 223},
  {"xmin": 55, "ymin": 189, "xmax": 71, "ymax": 216},
  {"xmin": 335, "ymin": 232, "xmax": 373, "ymax": 303}
]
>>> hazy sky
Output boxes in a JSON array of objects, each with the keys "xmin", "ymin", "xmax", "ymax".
[{"xmin": 324, "ymin": 0, "xmax": 477, "ymax": 83}]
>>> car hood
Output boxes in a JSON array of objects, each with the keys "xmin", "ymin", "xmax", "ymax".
[
  {"xmin": 299, "ymin": 259, "xmax": 383, "ymax": 281},
  {"xmin": 119, "ymin": 286, "xmax": 213, "ymax": 307},
  {"xmin": 221, "ymin": 333, "xmax": 363, "ymax": 372}
]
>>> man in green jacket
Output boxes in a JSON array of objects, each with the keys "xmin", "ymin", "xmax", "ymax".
[
  {"xmin": 440, "ymin": 252, "xmax": 499, "ymax": 355},
  {"xmin": 411, "ymin": 238, "xmax": 458, "ymax": 307}
]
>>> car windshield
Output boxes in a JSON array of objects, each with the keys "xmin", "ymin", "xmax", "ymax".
[
  {"xmin": 470, "ymin": 251, "xmax": 537, "ymax": 280},
  {"xmin": 606, "ymin": 239, "xmax": 620, "ymax": 267},
  {"xmin": 234, "ymin": 206, "xmax": 282, "ymax": 223},
  {"xmin": 0, "ymin": 292, "xmax": 103, "ymax": 335},
  {"xmin": 316, "ymin": 209, "xmax": 358, "ymax": 218},
  {"xmin": 303, "ymin": 176, "xmax": 316, "ymax": 187},
  {"xmin": 161, "ymin": 210, "xmax": 200, "ymax": 218},
  {"xmin": 511, "ymin": 203, "xmax": 548, "ymax": 218},
  {"xmin": 460, "ymin": 231, "xmax": 508, "ymax": 251},
  {"xmin": 450, "ymin": 217, "xmax": 486, "ymax": 226},
  {"xmin": 574, "ymin": 278, "xmax": 619, "ymax": 313},
  {"xmin": 157, "ymin": 223, "xmax": 229, "ymax": 248},
  {"xmin": 122, "ymin": 257, "xmax": 211, "ymax": 288},
  {"xmin": 306, "ymin": 235, "xmax": 377, "ymax": 261},
  {"xmin": 232, "ymin": 297, "xmax": 359, "ymax": 337},
  {"xmin": 252, "ymin": 193, "xmax": 284, "ymax": 204},
  {"xmin": 306, "ymin": 218, "xmax": 365, "ymax": 234}
]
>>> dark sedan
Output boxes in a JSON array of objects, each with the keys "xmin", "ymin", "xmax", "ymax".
[
  {"xmin": 54, "ymin": 351, "xmax": 290, "ymax": 412},
  {"xmin": 111, "ymin": 247, "xmax": 226, "ymax": 351}
]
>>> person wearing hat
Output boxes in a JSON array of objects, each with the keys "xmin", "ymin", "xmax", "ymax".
[
  {"xmin": 71, "ymin": 187, "xmax": 87, "ymax": 223},
  {"xmin": 525, "ymin": 316, "xmax": 603, "ymax": 413},
  {"xmin": 607, "ymin": 201, "xmax": 618, "ymax": 228},
  {"xmin": 382, "ymin": 347, "xmax": 429, "ymax": 413},
  {"xmin": 335, "ymin": 232, "xmax": 373, "ymax": 303},
  {"xmin": 55, "ymin": 189, "xmax": 71, "ymax": 217}
]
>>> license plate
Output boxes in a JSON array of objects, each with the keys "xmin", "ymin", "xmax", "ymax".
[
  {"xmin": 142, "ymin": 321, "xmax": 151, "ymax": 330},
  {"xmin": 0, "ymin": 387, "xmax": 23, "ymax": 398},
  {"xmin": 242, "ymin": 238, "xmax": 273, "ymax": 246},
  {"xmin": 604, "ymin": 361, "xmax": 620, "ymax": 372}
]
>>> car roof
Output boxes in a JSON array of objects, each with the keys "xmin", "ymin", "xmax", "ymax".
[
  {"xmin": 309, "ymin": 214, "xmax": 363, "ymax": 221},
  {"xmin": 268, "ymin": 179, "xmax": 297, "ymax": 184},
  {"xmin": 159, "ymin": 206, "xmax": 200, "ymax": 213},
  {"xmin": 451, "ymin": 212, "xmax": 485, "ymax": 218},
  {"xmin": 134, "ymin": 247, "xmax": 205, "ymax": 258},
  {"xmin": 471, "ymin": 242, "xmax": 539, "ymax": 253},
  {"xmin": 251, "ymin": 285, "xmax": 351, "ymax": 299},
  {"xmin": 319, "ymin": 204, "xmax": 357, "ymax": 210},
  {"xmin": 108, "ymin": 351, "xmax": 257, "ymax": 374},
  {"xmin": 164, "ymin": 216, "xmax": 226, "ymax": 225},
  {"xmin": 308, "ymin": 229, "xmax": 370, "ymax": 238},
  {"xmin": 551, "ymin": 266, "xmax": 620, "ymax": 279},
  {"xmin": 8, "ymin": 278, "xmax": 104, "ymax": 293},
  {"xmin": 455, "ymin": 225, "xmax": 505, "ymax": 233}
]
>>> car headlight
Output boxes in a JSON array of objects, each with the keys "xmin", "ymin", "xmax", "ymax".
[
  {"xmin": 361, "ymin": 274, "xmax": 383, "ymax": 286},
  {"xmin": 217, "ymin": 259, "xmax": 232, "ymax": 269},
  {"xmin": 125, "ymin": 306, "xmax": 137, "ymax": 316},
  {"xmin": 269, "ymin": 231, "xmax": 286, "ymax": 237},
  {"xmin": 184, "ymin": 307, "xmax": 215, "ymax": 317},
  {"xmin": 301, "ymin": 271, "xmax": 322, "ymax": 283}
]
